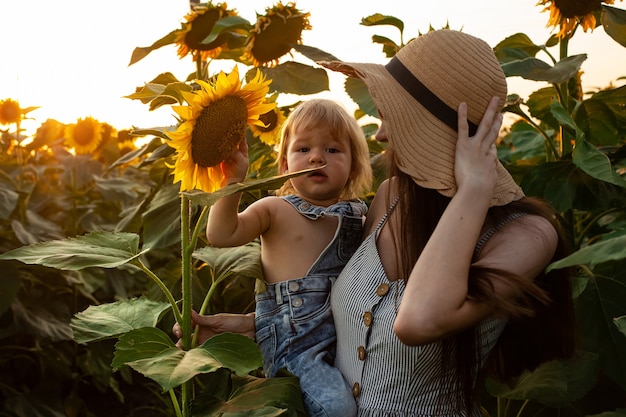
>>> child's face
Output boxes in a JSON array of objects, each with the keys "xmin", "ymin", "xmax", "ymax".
[{"xmin": 282, "ymin": 124, "xmax": 352, "ymax": 205}]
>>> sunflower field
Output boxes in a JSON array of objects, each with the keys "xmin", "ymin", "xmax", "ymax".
[{"xmin": 1, "ymin": 1, "xmax": 626, "ymax": 416}]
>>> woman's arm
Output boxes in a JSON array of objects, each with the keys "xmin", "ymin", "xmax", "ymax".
[
  {"xmin": 173, "ymin": 310, "xmax": 256, "ymax": 347},
  {"xmin": 394, "ymin": 98, "xmax": 556, "ymax": 345}
]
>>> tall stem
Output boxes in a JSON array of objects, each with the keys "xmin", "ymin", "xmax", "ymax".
[
  {"xmin": 180, "ymin": 195, "xmax": 192, "ymax": 417},
  {"xmin": 558, "ymin": 33, "xmax": 573, "ymax": 156}
]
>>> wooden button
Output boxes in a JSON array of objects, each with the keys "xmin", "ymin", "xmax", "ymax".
[
  {"xmin": 363, "ymin": 311, "xmax": 373, "ymax": 327},
  {"xmin": 358, "ymin": 346, "xmax": 367, "ymax": 361},
  {"xmin": 352, "ymin": 382, "xmax": 361, "ymax": 397},
  {"xmin": 376, "ymin": 283, "xmax": 390, "ymax": 296}
]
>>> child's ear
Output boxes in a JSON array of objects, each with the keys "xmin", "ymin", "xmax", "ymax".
[{"xmin": 279, "ymin": 157, "xmax": 288, "ymax": 173}]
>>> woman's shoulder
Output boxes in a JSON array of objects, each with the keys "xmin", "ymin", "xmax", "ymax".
[{"xmin": 478, "ymin": 212, "xmax": 558, "ymax": 276}]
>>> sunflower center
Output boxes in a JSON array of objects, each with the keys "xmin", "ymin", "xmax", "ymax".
[
  {"xmin": 191, "ymin": 95, "xmax": 248, "ymax": 168},
  {"xmin": 251, "ymin": 15, "xmax": 306, "ymax": 64},
  {"xmin": 0, "ymin": 100, "xmax": 21, "ymax": 124},
  {"xmin": 554, "ymin": 0, "xmax": 601, "ymax": 17},
  {"xmin": 257, "ymin": 109, "xmax": 278, "ymax": 133},
  {"xmin": 185, "ymin": 9, "xmax": 228, "ymax": 51},
  {"xmin": 74, "ymin": 121, "xmax": 97, "ymax": 146}
]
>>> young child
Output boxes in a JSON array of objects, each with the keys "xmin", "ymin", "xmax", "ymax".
[{"xmin": 206, "ymin": 98, "xmax": 372, "ymax": 417}]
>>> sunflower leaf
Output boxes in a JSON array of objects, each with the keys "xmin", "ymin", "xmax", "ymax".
[
  {"xmin": 183, "ymin": 168, "xmax": 320, "ymax": 207},
  {"xmin": 71, "ymin": 298, "xmax": 171, "ymax": 344},
  {"xmin": 495, "ymin": 33, "xmax": 543, "ymax": 63},
  {"xmin": 572, "ymin": 140, "xmax": 626, "ymax": 187},
  {"xmin": 602, "ymin": 4, "xmax": 626, "ymax": 48},
  {"xmin": 114, "ymin": 330, "xmax": 262, "ymax": 392},
  {"xmin": 0, "ymin": 232, "xmax": 148, "ymax": 270},
  {"xmin": 547, "ymin": 234, "xmax": 626, "ymax": 272},
  {"xmin": 360, "ymin": 13, "xmax": 404, "ymax": 33},
  {"xmin": 129, "ymin": 31, "xmax": 179, "ymax": 66},
  {"xmin": 501, "ymin": 54, "xmax": 587, "ymax": 83},
  {"xmin": 258, "ymin": 62, "xmax": 329, "ymax": 95},
  {"xmin": 292, "ymin": 44, "xmax": 339, "ymax": 62},
  {"xmin": 201, "ymin": 15, "xmax": 251, "ymax": 45}
]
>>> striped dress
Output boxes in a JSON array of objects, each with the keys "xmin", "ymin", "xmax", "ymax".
[{"xmin": 330, "ymin": 202, "xmax": 507, "ymax": 417}]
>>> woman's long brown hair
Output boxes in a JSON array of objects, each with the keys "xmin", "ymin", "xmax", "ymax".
[{"xmin": 388, "ymin": 162, "xmax": 576, "ymax": 414}]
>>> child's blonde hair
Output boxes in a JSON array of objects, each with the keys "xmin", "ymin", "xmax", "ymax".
[{"xmin": 275, "ymin": 99, "xmax": 372, "ymax": 200}]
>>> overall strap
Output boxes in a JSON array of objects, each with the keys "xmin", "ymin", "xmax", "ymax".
[
  {"xmin": 474, "ymin": 212, "xmax": 527, "ymax": 260},
  {"xmin": 374, "ymin": 194, "xmax": 402, "ymax": 236}
]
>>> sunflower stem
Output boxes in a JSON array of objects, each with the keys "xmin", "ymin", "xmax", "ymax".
[
  {"xmin": 558, "ymin": 33, "xmax": 573, "ymax": 156},
  {"xmin": 180, "ymin": 195, "xmax": 193, "ymax": 417},
  {"xmin": 135, "ymin": 260, "xmax": 183, "ymax": 325}
]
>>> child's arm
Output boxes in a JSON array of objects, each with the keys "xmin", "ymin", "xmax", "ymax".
[{"xmin": 206, "ymin": 140, "xmax": 271, "ymax": 247}]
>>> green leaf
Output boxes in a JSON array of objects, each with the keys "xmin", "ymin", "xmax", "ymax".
[
  {"xmin": 115, "ymin": 330, "xmax": 262, "ymax": 392},
  {"xmin": 371, "ymin": 35, "xmax": 401, "ymax": 57},
  {"xmin": 525, "ymin": 86, "xmax": 560, "ymax": 128},
  {"xmin": 486, "ymin": 353, "xmax": 599, "ymax": 407},
  {"xmin": 0, "ymin": 232, "xmax": 148, "ymax": 270},
  {"xmin": 200, "ymin": 15, "xmax": 251, "ymax": 45},
  {"xmin": 0, "ymin": 187, "xmax": 18, "ymax": 219},
  {"xmin": 257, "ymin": 62, "xmax": 329, "ymax": 95},
  {"xmin": 345, "ymin": 77, "xmax": 378, "ymax": 118},
  {"xmin": 495, "ymin": 33, "xmax": 543, "ymax": 63},
  {"xmin": 602, "ymin": 4, "xmax": 626, "ymax": 48},
  {"xmin": 547, "ymin": 234, "xmax": 626, "ymax": 272},
  {"xmin": 577, "ymin": 85, "xmax": 626, "ymax": 147},
  {"xmin": 501, "ymin": 54, "xmax": 587, "ymax": 83},
  {"xmin": 129, "ymin": 30, "xmax": 178, "ymax": 66},
  {"xmin": 112, "ymin": 327, "xmax": 177, "ymax": 371},
  {"xmin": 576, "ymin": 261, "xmax": 626, "ymax": 392},
  {"xmin": 183, "ymin": 168, "xmax": 319, "ymax": 207},
  {"xmin": 573, "ymin": 140, "xmax": 626, "ymax": 187},
  {"xmin": 142, "ymin": 184, "xmax": 182, "ymax": 249},
  {"xmin": 520, "ymin": 160, "xmax": 625, "ymax": 212},
  {"xmin": 193, "ymin": 373, "xmax": 306, "ymax": 416},
  {"xmin": 193, "ymin": 243, "xmax": 263, "ymax": 283},
  {"xmin": 292, "ymin": 44, "xmax": 340, "ymax": 62},
  {"xmin": 71, "ymin": 298, "xmax": 171, "ymax": 344},
  {"xmin": 360, "ymin": 13, "xmax": 404, "ymax": 33}
]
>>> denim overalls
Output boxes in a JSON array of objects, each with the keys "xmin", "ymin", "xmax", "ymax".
[{"xmin": 255, "ymin": 195, "xmax": 367, "ymax": 417}]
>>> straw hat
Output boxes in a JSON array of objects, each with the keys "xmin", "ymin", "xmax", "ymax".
[{"xmin": 319, "ymin": 29, "xmax": 524, "ymax": 206}]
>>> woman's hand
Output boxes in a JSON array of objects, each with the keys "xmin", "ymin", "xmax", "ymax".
[
  {"xmin": 454, "ymin": 96, "xmax": 503, "ymax": 199},
  {"xmin": 173, "ymin": 310, "xmax": 256, "ymax": 348}
]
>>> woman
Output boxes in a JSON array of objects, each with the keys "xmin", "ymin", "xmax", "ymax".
[{"xmin": 176, "ymin": 29, "xmax": 575, "ymax": 416}]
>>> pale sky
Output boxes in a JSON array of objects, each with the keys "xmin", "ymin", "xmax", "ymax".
[{"xmin": 1, "ymin": 0, "xmax": 625, "ymax": 134}]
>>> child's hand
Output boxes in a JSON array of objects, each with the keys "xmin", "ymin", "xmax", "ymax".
[
  {"xmin": 454, "ymin": 96, "xmax": 502, "ymax": 198},
  {"xmin": 221, "ymin": 139, "xmax": 249, "ymax": 185}
]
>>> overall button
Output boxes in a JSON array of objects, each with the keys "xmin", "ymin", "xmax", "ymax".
[
  {"xmin": 288, "ymin": 281, "xmax": 299, "ymax": 292},
  {"xmin": 376, "ymin": 283, "xmax": 390, "ymax": 296},
  {"xmin": 358, "ymin": 346, "xmax": 367, "ymax": 361},
  {"xmin": 352, "ymin": 382, "xmax": 361, "ymax": 397},
  {"xmin": 363, "ymin": 311, "xmax": 373, "ymax": 327},
  {"xmin": 292, "ymin": 297, "xmax": 303, "ymax": 307},
  {"xmin": 300, "ymin": 202, "xmax": 311, "ymax": 210}
]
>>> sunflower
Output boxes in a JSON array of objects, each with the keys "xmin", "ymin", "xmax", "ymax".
[
  {"xmin": 117, "ymin": 130, "xmax": 137, "ymax": 156},
  {"xmin": 30, "ymin": 118, "xmax": 65, "ymax": 149},
  {"xmin": 538, "ymin": 0, "xmax": 621, "ymax": 38},
  {"xmin": 250, "ymin": 103, "xmax": 286, "ymax": 146},
  {"xmin": 0, "ymin": 98, "xmax": 22, "ymax": 125},
  {"xmin": 64, "ymin": 116, "xmax": 103, "ymax": 154},
  {"xmin": 166, "ymin": 66, "xmax": 275, "ymax": 192},
  {"xmin": 243, "ymin": 2, "xmax": 311, "ymax": 67},
  {"xmin": 174, "ymin": 2, "xmax": 240, "ymax": 61}
]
